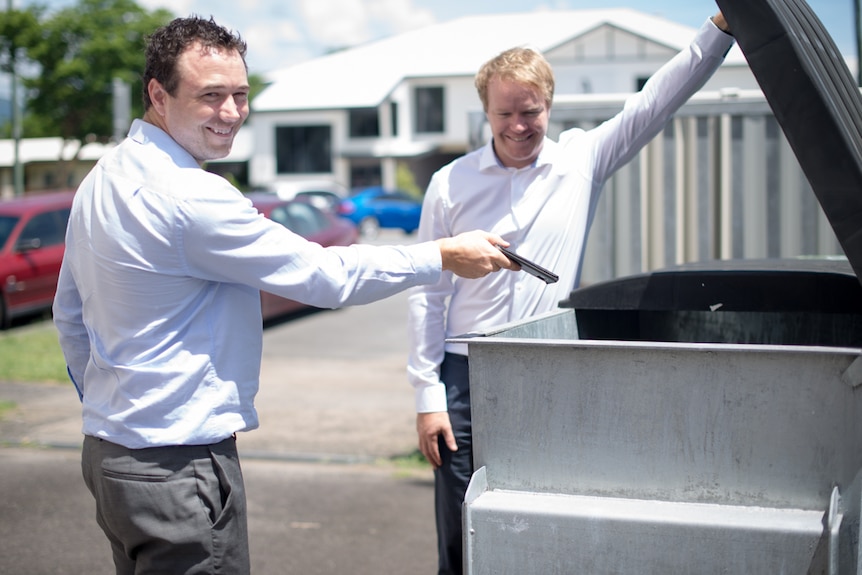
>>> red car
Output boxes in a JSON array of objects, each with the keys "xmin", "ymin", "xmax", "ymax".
[
  {"xmin": 248, "ymin": 192, "xmax": 360, "ymax": 321},
  {"xmin": 0, "ymin": 190, "xmax": 75, "ymax": 328}
]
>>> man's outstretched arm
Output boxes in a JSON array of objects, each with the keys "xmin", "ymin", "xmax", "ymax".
[{"xmin": 436, "ymin": 230, "xmax": 518, "ymax": 279}]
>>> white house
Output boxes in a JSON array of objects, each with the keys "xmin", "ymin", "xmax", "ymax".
[{"xmin": 248, "ymin": 8, "xmax": 756, "ymax": 193}]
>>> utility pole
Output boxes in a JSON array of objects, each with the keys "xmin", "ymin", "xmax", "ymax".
[{"xmin": 7, "ymin": 0, "xmax": 23, "ymax": 195}]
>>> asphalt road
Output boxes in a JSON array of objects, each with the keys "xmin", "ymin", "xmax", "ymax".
[{"xmin": 0, "ymin": 229, "xmax": 440, "ymax": 575}]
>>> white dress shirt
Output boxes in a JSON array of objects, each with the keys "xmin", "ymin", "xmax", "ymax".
[
  {"xmin": 407, "ymin": 18, "xmax": 735, "ymax": 413},
  {"xmin": 54, "ymin": 119, "xmax": 442, "ymax": 449}
]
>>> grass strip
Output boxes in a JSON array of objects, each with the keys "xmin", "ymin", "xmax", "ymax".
[{"xmin": 0, "ymin": 323, "xmax": 69, "ymax": 383}]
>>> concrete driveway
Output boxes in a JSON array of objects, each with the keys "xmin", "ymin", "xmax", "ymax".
[{"xmin": 0, "ymin": 230, "xmax": 439, "ymax": 575}]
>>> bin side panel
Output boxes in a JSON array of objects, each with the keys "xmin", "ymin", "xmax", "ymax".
[
  {"xmin": 465, "ymin": 490, "xmax": 824, "ymax": 575},
  {"xmin": 469, "ymin": 340, "xmax": 862, "ymax": 510}
]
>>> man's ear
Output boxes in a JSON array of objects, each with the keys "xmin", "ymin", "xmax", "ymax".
[{"xmin": 148, "ymin": 79, "xmax": 168, "ymax": 116}]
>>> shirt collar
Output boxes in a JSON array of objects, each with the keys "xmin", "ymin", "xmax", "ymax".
[
  {"xmin": 128, "ymin": 119, "xmax": 200, "ymax": 169},
  {"xmin": 479, "ymin": 136, "xmax": 559, "ymax": 172}
]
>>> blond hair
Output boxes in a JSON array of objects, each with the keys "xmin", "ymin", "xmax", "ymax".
[{"xmin": 474, "ymin": 47, "xmax": 555, "ymax": 112}]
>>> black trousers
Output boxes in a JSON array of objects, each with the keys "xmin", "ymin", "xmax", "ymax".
[{"xmin": 434, "ymin": 352, "xmax": 472, "ymax": 575}]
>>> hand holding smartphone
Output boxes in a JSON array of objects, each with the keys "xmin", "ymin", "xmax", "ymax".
[{"xmin": 496, "ymin": 245, "xmax": 559, "ymax": 284}]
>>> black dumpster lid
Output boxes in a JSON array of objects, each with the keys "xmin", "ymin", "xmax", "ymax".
[
  {"xmin": 562, "ymin": 257, "xmax": 862, "ymax": 313},
  {"xmin": 716, "ymin": 0, "xmax": 862, "ymax": 283}
]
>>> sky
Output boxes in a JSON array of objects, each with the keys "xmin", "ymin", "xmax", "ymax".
[{"xmin": 10, "ymin": 0, "xmax": 858, "ymax": 76}]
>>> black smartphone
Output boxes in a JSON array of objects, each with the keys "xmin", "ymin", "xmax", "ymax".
[{"xmin": 496, "ymin": 245, "xmax": 559, "ymax": 284}]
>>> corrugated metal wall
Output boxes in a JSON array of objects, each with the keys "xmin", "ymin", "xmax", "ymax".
[{"xmin": 550, "ymin": 90, "xmax": 842, "ymax": 286}]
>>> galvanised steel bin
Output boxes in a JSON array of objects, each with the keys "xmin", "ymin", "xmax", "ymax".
[
  {"xmin": 458, "ymin": 260, "xmax": 862, "ymax": 574},
  {"xmin": 458, "ymin": 0, "xmax": 862, "ymax": 572}
]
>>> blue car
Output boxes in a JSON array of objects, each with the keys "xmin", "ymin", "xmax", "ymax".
[{"xmin": 337, "ymin": 186, "xmax": 423, "ymax": 239}]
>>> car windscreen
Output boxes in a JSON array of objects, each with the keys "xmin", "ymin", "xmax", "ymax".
[{"xmin": 0, "ymin": 215, "xmax": 19, "ymax": 250}]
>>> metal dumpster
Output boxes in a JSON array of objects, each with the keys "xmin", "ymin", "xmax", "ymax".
[
  {"xmin": 459, "ymin": 260, "xmax": 862, "ymax": 574},
  {"xmin": 458, "ymin": 0, "xmax": 862, "ymax": 572}
]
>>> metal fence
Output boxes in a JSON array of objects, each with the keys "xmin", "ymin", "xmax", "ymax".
[{"xmin": 547, "ymin": 89, "xmax": 842, "ymax": 286}]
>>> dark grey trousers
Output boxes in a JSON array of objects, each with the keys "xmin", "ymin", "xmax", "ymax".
[
  {"xmin": 435, "ymin": 352, "xmax": 472, "ymax": 575},
  {"xmin": 82, "ymin": 435, "xmax": 249, "ymax": 575}
]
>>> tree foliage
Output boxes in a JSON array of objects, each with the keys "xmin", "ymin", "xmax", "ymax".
[
  {"xmin": 3, "ymin": 0, "xmax": 268, "ymax": 144},
  {"xmin": 0, "ymin": 5, "xmax": 42, "ymax": 75},
  {"xmin": 21, "ymin": 0, "xmax": 174, "ymax": 142},
  {"xmin": 0, "ymin": 5, "xmax": 43, "ymax": 138}
]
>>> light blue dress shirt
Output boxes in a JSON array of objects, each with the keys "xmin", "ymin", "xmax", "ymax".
[
  {"xmin": 407, "ymin": 18, "xmax": 735, "ymax": 412},
  {"xmin": 53, "ymin": 119, "xmax": 441, "ymax": 448}
]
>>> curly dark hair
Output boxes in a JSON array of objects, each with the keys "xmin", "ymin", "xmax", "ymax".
[{"xmin": 142, "ymin": 15, "xmax": 247, "ymax": 110}]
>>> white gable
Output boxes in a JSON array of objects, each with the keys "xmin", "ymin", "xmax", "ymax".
[{"xmin": 544, "ymin": 24, "xmax": 679, "ymax": 63}]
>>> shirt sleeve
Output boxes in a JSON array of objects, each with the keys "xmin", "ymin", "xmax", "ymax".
[
  {"xmin": 584, "ymin": 16, "xmax": 735, "ymax": 183},
  {"xmin": 52, "ymin": 245, "xmax": 88, "ymax": 401},
  {"xmin": 407, "ymin": 173, "xmax": 454, "ymax": 413},
  {"xmin": 176, "ymin": 186, "xmax": 442, "ymax": 309}
]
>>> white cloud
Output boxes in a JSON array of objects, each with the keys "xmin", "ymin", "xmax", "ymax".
[
  {"xmin": 136, "ymin": 0, "xmax": 195, "ymax": 15},
  {"xmin": 366, "ymin": 0, "xmax": 436, "ymax": 33},
  {"xmin": 248, "ymin": 20, "xmax": 304, "ymax": 47},
  {"xmin": 297, "ymin": 0, "xmax": 438, "ymax": 51},
  {"xmin": 298, "ymin": 0, "xmax": 372, "ymax": 48},
  {"xmin": 244, "ymin": 20, "xmax": 310, "ymax": 73},
  {"xmin": 128, "ymin": 1, "xmax": 302, "ymax": 73}
]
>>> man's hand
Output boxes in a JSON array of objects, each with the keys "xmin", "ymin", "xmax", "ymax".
[
  {"xmin": 417, "ymin": 411, "xmax": 457, "ymax": 469},
  {"xmin": 436, "ymin": 230, "xmax": 519, "ymax": 279},
  {"xmin": 712, "ymin": 11, "xmax": 730, "ymax": 34}
]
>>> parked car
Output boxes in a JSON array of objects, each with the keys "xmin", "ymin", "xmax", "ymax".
[
  {"xmin": 336, "ymin": 186, "xmax": 423, "ymax": 239},
  {"xmin": 258, "ymin": 179, "xmax": 348, "ymax": 213},
  {"xmin": 248, "ymin": 192, "xmax": 360, "ymax": 321},
  {"xmin": 0, "ymin": 190, "xmax": 75, "ymax": 328}
]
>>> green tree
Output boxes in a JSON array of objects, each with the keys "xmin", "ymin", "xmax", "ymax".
[
  {"xmin": 396, "ymin": 161, "xmax": 422, "ymax": 198},
  {"xmin": 248, "ymin": 73, "xmax": 268, "ymax": 102},
  {"xmin": 0, "ymin": 5, "xmax": 43, "ymax": 138},
  {"xmin": 22, "ymin": 0, "xmax": 173, "ymax": 142}
]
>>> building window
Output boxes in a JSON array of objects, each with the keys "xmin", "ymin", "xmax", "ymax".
[
  {"xmin": 636, "ymin": 76, "xmax": 650, "ymax": 91},
  {"xmin": 414, "ymin": 86, "xmax": 444, "ymax": 133},
  {"xmin": 275, "ymin": 125, "xmax": 332, "ymax": 174},
  {"xmin": 349, "ymin": 108, "xmax": 380, "ymax": 138},
  {"xmin": 390, "ymin": 102, "xmax": 398, "ymax": 137},
  {"xmin": 350, "ymin": 162, "xmax": 382, "ymax": 188}
]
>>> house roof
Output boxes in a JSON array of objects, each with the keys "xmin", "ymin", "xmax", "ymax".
[
  {"xmin": 253, "ymin": 8, "xmax": 746, "ymax": 113},
  {"xmin": 0, "ymin": 137, "xmax": 115, "ymax": 168},
  {"xmin": 0, "ymin": 129, "xmax": 250, "ymax": 166}
]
